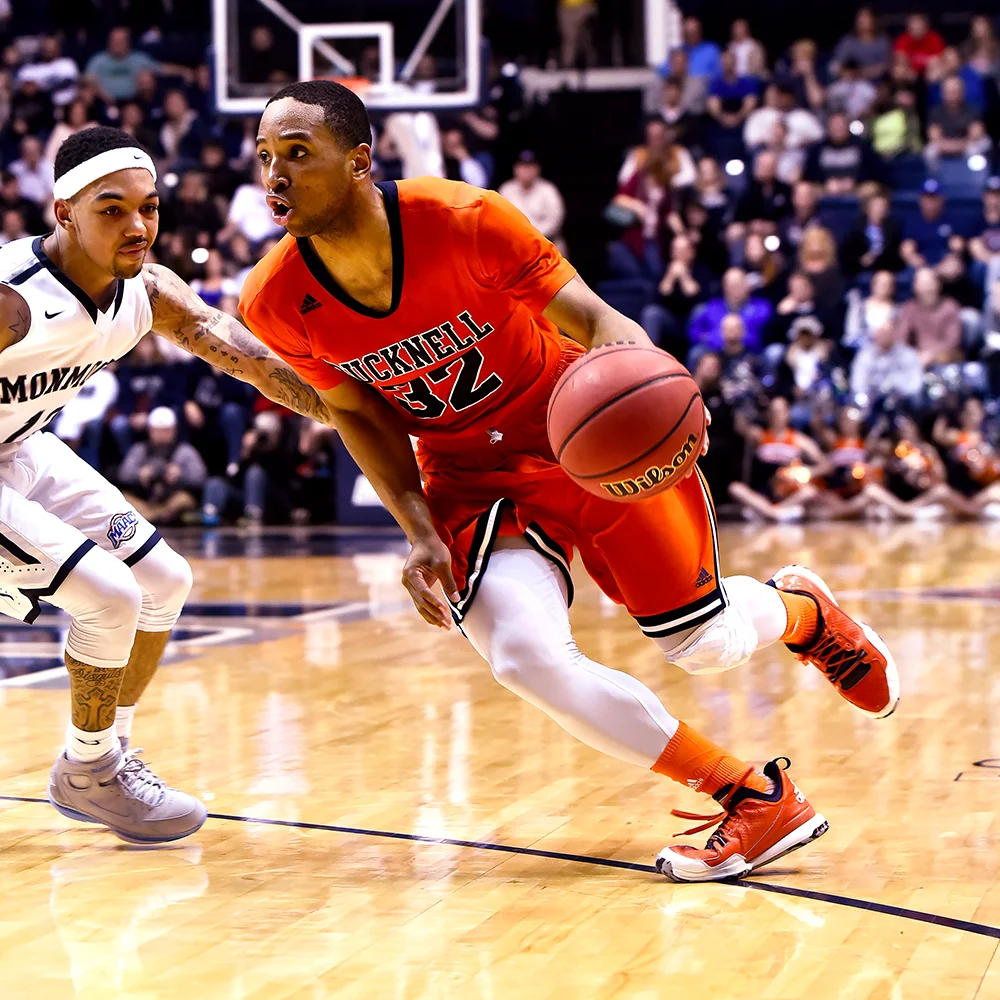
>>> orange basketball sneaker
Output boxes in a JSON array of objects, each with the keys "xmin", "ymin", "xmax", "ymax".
[
  {"xmin": 656, "ymin": 758, "xmax": 828, "ymax": 882},
  {"xmin": 771, "ymin": 564, "xmax": 900, "ymax": 719}
]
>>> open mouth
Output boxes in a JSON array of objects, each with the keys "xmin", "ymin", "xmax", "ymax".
[{"xmin": 266, "ymin": 195, "xmax": 293, "ymax": 223}]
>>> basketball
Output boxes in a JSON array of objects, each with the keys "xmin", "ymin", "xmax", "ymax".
[{"xmin": 547, "ymin": 344, "xmax": 706, "ymax": 502}]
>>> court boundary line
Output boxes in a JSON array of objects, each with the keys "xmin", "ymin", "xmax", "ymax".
[{"xmin": 2, "ymin": 794, "xmax": 998, "ymax": 940}]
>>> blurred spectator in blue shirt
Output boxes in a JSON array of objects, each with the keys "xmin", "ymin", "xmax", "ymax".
[
  {"xmin": 969, "ymin": 177, "xmax": 1000, "ymax": 293},
  {"xmin": 925, "ymin": 75, "xmax": 990, "ymax": 169},
  {"xmin": 927, "ymin": 48, "xmax": 986, "ymax": 112},
  {"xmin": 706, "ymin": 50, "xmax": 759, "ymax": 132},
  {"xmin": 841, "ymin": 191, "xmax": 904, "ymax": 276},
  {"xmin": 85, "ymin": 27, "xmax": 161, "ymax": 101},
  {"xmin": 689, "ymin": 267, "xmax": 773, "ymax": 354},
  {"xmin": 960, "ymin": 15, "xmax": 1000, "ymax": 81},
  {"xmin": 678, "ymin": 17, "xmax": 722, "ymax": 82},
  {"xmin": 901, "ymin": 180, "xmax": 965, "ymax": 269}
]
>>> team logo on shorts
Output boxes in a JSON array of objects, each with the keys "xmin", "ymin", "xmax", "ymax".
[{"xmin": 107, "ymin": 511, "xmax": 139, "ymax": 549}]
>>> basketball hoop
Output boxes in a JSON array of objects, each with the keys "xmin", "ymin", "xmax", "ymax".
[{"xmin": 324, "ymin": 75, "xmax": 372, "ymax": 98}]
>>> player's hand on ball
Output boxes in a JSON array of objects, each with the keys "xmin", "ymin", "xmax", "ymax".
[{"xmin": 402, "ymin": 533, "xmax": 460, "ymax": 630}]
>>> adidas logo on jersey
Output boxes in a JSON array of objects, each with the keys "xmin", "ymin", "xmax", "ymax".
[
  {"xmin": 695, "ymin": 567, "xmax": 714, "ymax": 588},
  {"xmin": 300, "ymin": 294, "xmax": 322, "ymax": 315}
]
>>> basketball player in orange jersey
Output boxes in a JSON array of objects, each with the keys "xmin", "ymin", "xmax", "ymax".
[{"xmin": 240, "ymin": 81, "xmax": 899, "ymax": 883}]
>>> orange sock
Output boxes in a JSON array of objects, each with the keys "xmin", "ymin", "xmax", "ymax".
[
  {"xmin": 778, "ymin": 590, "xmax": 819, "ymax": 645},
  {"xmin": 651, "ymin": 722, "xmax": 767, "ymax": 796}
]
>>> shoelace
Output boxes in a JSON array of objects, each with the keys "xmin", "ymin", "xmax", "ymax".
[
  {"xmin": 668, "ymin": 764, "xmax": 765, "ymax": 845},
  {"xmin": 808, "ymin": 631, "xmax": 871, "ymax": 687},
  {"xmin": 669, "ymin": 808, "xmax": 745, "ymax": 852},
  {"xmin": 100, "ymin": 751, "xmax": 166, "ymax": 807}
]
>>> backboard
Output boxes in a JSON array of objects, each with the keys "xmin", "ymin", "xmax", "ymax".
[{"xmin": 212, "ymin": 0, "xmax": 481, "ymax": 114}]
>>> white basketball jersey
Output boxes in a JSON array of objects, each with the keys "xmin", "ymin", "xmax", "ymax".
[{"xmin": 0, "ymin": 236, "xmax": 152, "ymax": 458}]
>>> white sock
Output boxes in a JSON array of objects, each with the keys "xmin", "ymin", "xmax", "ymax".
[
  {"xmin": 115, "ymin": 705, "xmax": 136, "ymax": 742},
  {"xmin": 65, "ymin": 723, "xmax": 120, "ymax": 764}
]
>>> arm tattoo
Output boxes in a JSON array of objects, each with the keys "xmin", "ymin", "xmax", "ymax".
[
  {"xmin": 9, "ymin": 307, "xmax": 29, "ymax": 344},
  {"xmin": 65, "ymin": 654, "xmax": 122, "ymax": 731},
  {"xmin": 267, "ymin": 366, "xmax": 325, "ymax": 419},
  {"xmin": 143, "ymin": 263, "xmax": 333, "ymax": 425}
]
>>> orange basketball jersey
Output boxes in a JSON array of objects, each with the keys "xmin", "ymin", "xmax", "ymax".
[
  {"xmin": 239, "ymin": 178, "xmax": 581, "ymax": 466},
  {"xmin": 239, "ymin": 177, "xmax": 725, "ymax": 634}
]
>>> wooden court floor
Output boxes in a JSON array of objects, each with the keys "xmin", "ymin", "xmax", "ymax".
[{"xmin": 3, "ymin": 521, "xmax": 1000, "ymax": 999}]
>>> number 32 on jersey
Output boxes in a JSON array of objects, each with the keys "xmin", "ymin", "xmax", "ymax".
[{"xmin": 385, "ymin": 347, "xmax": 503, "ymax": 418}]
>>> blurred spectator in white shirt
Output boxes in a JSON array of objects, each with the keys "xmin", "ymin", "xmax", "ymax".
[
  {"xmin": 54, "ymin": 367, "xmax": 119, "ymax": 469},
  {"xmin": 10, "ymin": 136, "xmax": 54, "ymax": 205},
  {"xmin": 17, "ymin": 35, "xmax": 79, "ymax": 107},
  {"xmin": 826, "ymin": 60, "xmax": 877, "ymax": 119},
  {"xmin": 222, "ymin": 173, "xmax": 283, "ymax": 246},
  {"xmin": 498, "ymin": 151, "xmax": 567, "ymax": 255},
  {"xmin": 744, "ymin": 83, "xmax": 823, "ymax": 152},
  {"xmin": 380, "ymin": 112, "xmax": 445, "ymax": 178},
  {"xmin": 728, "ymin": 19, "xmax": 767, "ymax": 78}
]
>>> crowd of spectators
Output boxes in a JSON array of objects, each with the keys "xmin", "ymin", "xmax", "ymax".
[
  {"xmin": 601, "ymin": 9, "xmax": 1000, "ymax": 521},
  {"xmin": 0, "ymin": 13, "xmax": 568, "ymax": 526},
  {"xmin": 6, "ymin": 7, "xmax": 1000, "ymax": 527}
]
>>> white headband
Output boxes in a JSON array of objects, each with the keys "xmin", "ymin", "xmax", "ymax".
[{"xmin": 52, "ymin": 147, "xmax": 157, "ymax": 201}]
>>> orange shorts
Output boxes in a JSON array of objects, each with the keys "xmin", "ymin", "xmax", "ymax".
[{"xmin": 423, "ymin": 453, "xmax": 726, "ymax": 639}]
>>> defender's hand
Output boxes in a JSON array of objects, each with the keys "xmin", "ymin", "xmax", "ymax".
[{"xmin": 402, "ymin": 533, "xmax": 460, "ymax": 629}]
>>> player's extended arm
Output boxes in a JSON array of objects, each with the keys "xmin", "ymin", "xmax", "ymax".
[
  {"xmin": 315, "ymin": 377, "xmax": 460, "ymax": 629},
  {"xmin": 542, "ymin": 274, "xmax": 655, "ymax": 351},
  {"xmin": 142, "ymin": 263, "xmax": 331, "ymax": 425}
]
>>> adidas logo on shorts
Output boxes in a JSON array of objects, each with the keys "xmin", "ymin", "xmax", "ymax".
[
  {"xmin": 300, "ymin": 294, "xmax": 322, "ymax": 315},
  {"xmin": 696, "ymin": 567, "xmax": 714, "ymax": 589}
]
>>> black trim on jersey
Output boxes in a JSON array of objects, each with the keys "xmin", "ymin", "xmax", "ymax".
[
  {"xmin": 632, "ymin": 467, "xmax": 728, "ymax": 639},
  {"xmin": 123, "ymin": 530, "xmax": 162, "ymax": 567},
  {"xmin": 7, "ymin": 260, "xmax": 44, "ymax": 286},
  {"xmin": 634, "ymin": 588, "xmax": 726, "ymax": 639},
  {"xmin": 295, "ymin": 181, "xmax": 403, "ymax": 320},
  {"xmin": 31, "ymin": 236, "xmax": 121, "ymax": 323},
  {"xmin": 523, "ymin": 521, "xmax": 575, "ymax": 607},
  {"xmin": 111, "ymin": 277, "xmax": 125, "ymax": 319},
  {"xmin": 448, "ymin": 498, "xmax": 510, "ymax": 623},
  {"xmin": 0, "ymin": 530, "xmax": 41, "ymax": 565},
  {"xmin": 446, "ymin": 501, "xmax": 577, "ymax": 624},
  {"xmin": 22, "ymin": 538, "xmax": 97, "ymax": 624}
]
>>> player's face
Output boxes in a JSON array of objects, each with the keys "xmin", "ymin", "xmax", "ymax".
[
  {"xmin": 62, "ymin": 168, "xmax": 159, "ymax": 279},
  {"xmin": 256, "ymin": 99, "xmax": 371, "ymax": 238}
]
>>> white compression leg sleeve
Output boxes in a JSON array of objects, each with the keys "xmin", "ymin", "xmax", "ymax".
[
  {"xmin": 461, "ymin": 543, "xmax": 679, "ymax": 768},
  {"xmin": 652, "ymin": 575, "xmax": 788, "ymax": 674},
  {"xmin": 49, "ymin": 546, "xmax": 143, "ymax": 668},
  {"xmin": 128, "ymin": 540, "xmax": 193, "ymax": 632}
]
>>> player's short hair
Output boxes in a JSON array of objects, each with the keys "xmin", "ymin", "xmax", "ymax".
[
  {"xmin": 266, "ymin": 80, "xmax": 372, "ymax": 149},
  {"xmin": 54, "ymin": 127, "xmax": 144, "ymax": 183}
]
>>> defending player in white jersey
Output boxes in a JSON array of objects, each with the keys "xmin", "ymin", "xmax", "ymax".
[{"xmin": 0, "ymin": 126, "xmax": 332, "ymax": 844}]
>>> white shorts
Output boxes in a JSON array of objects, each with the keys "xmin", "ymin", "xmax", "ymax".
[{"xmin": 0, "ymin": 432, "xmax": 160, "ymax": 623}]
